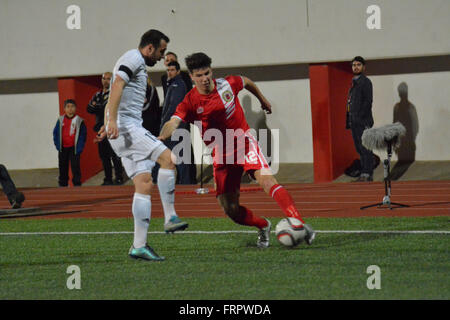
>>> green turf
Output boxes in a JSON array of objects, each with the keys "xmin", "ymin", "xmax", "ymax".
[{"xmin": 0, "ymin": 217, "xmax": 448, "ymax": 299}]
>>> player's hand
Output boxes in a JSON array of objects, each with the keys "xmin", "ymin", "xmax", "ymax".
[
  {"xmin": 94, "ymin": 125, "xmax": 107, "ymax": 143},
  {"xmin": 261, "ymin": 98, "xmax": 272, "ymax": 114},
  {"xmin": 106, "ymin": 120, "xmax": 119, "ymax": 139}
]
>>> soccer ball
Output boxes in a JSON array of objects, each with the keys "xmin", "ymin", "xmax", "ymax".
[{"xmin": 275, "ymin": 217, "xmax": 306, "ymax": 247}]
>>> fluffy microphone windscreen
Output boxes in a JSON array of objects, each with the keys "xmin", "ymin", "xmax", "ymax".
[{"xmin": 362, "ymin": 122, "xmax": 406, "ymax": 151}]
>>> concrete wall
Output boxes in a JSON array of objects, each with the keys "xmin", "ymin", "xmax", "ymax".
[
  {"xmin": 238, "ymin": 79, "xmax": 313, "ymax": 163},
  {"xmin": 1, "ymin": 0, "xmax": 449, "ymax": 79},
  {"xmin": 371, "ymin": 71, "xmax": 450, "ymax": 161},
  {"xmin": 0, "ymin": 92, "xmax": 59, "ymax": 169}
]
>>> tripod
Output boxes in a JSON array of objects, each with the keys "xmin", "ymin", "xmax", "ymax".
[{"xmin": 360, "ymin": 138, "xmax": 409, "ymax": 210}]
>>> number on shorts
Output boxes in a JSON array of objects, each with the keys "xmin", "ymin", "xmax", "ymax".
[{"xmin": 245, "ymin": 151, "xmax": 258, "ymax": 164}]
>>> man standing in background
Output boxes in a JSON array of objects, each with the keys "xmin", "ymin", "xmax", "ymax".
[
  {"xmin": 161, "ymin": 52, "xmax": 193, "ymax": 97},
  {"xmin": 87, "ymin": 72, "xmax": 124, "ymax": 185},
  {"xmin": 346, "ymin": 56, "xmax": 375, "ymax": 182},
  {"xmin": 158, "ymin": 61, "xmax": 197, "ymax": 184}
]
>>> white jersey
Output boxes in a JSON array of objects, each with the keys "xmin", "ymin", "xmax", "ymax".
[{"xmin": 111, "ymin": 49, "xmax": 147, "ymax": 130}]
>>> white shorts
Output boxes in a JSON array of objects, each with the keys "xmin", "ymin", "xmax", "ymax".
[{"xmin": 108, "ymin": 126, "xmax": 167, "ymax": 179}]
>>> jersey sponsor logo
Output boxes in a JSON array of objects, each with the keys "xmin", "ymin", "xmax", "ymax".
[{"xmin": 197, "ymin": 107, "xmax": 204, "ymax": 114}]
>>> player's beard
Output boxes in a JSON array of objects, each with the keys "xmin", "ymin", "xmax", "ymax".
[{"xmin": 144, "ymin": 55, "xmax": 157, "ymax": 67}]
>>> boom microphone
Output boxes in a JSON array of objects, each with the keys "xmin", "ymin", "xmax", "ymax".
[{"xmin": 362, "ymin": 122, "xmax": 406, "ymax": 151}]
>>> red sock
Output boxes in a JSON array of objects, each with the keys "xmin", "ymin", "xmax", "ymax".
[
  {"xmin": 270, "ymin": 184, "xmax": 304, "ymax": 223},
  {"xmin": 232, "ymin": 206, "xmax": 268, "ymax": 229}
]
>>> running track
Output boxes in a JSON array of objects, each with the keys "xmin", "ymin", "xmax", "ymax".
[{"xmin": 1, "ymin": 180, "xmax": 449, "ymax": 219}]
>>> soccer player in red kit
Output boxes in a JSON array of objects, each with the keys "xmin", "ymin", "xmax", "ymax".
[{"xmin": 159, "ymin": 52, "xmax": 315, "ymax": 248}]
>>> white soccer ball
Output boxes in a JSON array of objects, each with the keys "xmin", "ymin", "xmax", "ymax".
[{"xmin": 275, "ymin": 217, "xmax": 307, "ymax": 247}]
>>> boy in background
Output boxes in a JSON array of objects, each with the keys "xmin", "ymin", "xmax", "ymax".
[{"xmin": 53, "ymin": 99, "xmax": 87, "ymax": 187}]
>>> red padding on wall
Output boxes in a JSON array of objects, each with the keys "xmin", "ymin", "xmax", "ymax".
[{"xmin": 309, "ymin": 63, "xmax": 359, "ymax": 183}]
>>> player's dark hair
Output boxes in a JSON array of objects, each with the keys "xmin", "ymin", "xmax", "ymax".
[
  {"xmin": 139, "ymin": 29, "xmax": 170, "ymax": 49},
  {"xmin": 352, "ymin": 56, "xmax": 366, "ymax": 65},
  {"xmin": 185, "ymin": 52, "xmax": 212, "ymax": 73},
  {"xmin": 64, "ymin": 99, "xmax": 77, "ymax": 107},
  {"xmin": 167, "ymin": 61, "xmax": 180, "ymax": 71}
]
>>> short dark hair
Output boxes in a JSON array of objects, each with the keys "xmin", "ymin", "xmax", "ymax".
[
  {"xmin": 185, "ymin": 52, "xmax": 212, "ymax": 73},
  {"xmin": 139, "ymin": 29, "xmax": 170, "ymax": 49},
  {"xmin": 167, "ymin": 61, "xmax": 180, "ymax": 71},
  {"xmin": 165, "ymin": 52, "xmax": 178, "ymax": 59},
  {"xmin": 352, "ymin": 56, "xmax": 366, "ymax": 65},
  {"xmin": 64, "ymin": 99, "xmax": 76, "ymax": 107}
]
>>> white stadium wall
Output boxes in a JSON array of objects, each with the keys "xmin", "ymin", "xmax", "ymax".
[
  {"xmin": 371, "ymin": 71, "xmax": 450, "ymax": 161},
  {"xmin": 0, "ymin": 92, "xmax": 59, "ymax": 169},
  {"xmin": 1, "ymin": 0, "xmax": 449, "ymax": 79},
  {"xmin": 0, "ymin": 0, "xmax": 449, "ymax": 170},
  {"xmin": 238, "ymin": 80, "xmax": 313, "ymax": 163}
]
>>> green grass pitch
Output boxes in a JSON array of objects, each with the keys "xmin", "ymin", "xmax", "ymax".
[{"xmin": 0, "ymin": 217, "xmax": 448, "ymax": 300}]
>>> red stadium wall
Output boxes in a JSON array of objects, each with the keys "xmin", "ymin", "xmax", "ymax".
[
  {"xmin": 57, "ymin": 76, "xmax": 103, "ymax": 185},
  {"xmin": 309, "ymin": 63, "xmax": 359, "ymax": 183}
]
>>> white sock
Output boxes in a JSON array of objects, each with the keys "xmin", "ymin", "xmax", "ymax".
[
  {"xmin": 157, "ymin": 168, "xmax": 177, "ymax": 224},
  {"xmin": 132, "ymin": 193, "xmax": 151, "ymax": 248}
]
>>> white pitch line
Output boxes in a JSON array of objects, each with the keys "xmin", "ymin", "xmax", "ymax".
[
  {"xmin": 69, "ymin": 207, "xmax": 450, "ymax": 214},
  {"xmin": 106, "ymin": 200, "xmax": 449, "ymax": 206},
  {"xmin": 0, "ymin": 230, "xmax": 448, "ymax": 236}
]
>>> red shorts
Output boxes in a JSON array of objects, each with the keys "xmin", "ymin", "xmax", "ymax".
[{"xmin": 213, "ymin": 133, "xmax": 270, "ymax": 196}]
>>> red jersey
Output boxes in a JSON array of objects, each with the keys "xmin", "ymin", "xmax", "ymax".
[
  {"xmin": 173, "ymin": 75, "xmax": 251, "ymax": 163},
  {"xmin": 62, "ymin": 115, "xmax": 76, "ymax": 148}
]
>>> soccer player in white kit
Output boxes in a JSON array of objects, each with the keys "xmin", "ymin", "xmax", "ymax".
[{"xmin": 98, "ymin": 29, "xmax": 187, "ymax": 262}]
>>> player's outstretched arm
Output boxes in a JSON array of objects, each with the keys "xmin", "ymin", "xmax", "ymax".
[
  {"xmin": 105, "ymin": 76, "xmax": 126, "ymax": 139},
  {"xmin": 158, "ymin": 117, "xmax": 182, "ymax": 141},
  {"xmin": 242, "ymin": 76, "xmax": 272, "ymax": 114}
]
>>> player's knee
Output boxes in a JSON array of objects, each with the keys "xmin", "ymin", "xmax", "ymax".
[
  {"xmin": 158, "ymin": 150, "xmax": 176, "ymax": 170},
  {"xmin": 137, "ymin": 181, "xmax": 152, "ymax": 195},
  {"xmin": 221, "ymin": 201, "xmax": 240, "ymax": 220},
  {"xmin": 258, "ymin": 175, "xmax": 277, "ymax": 193},
  {"xmin": 133, "ymin": 175, "xmax": 153, "ymax": 195}
]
